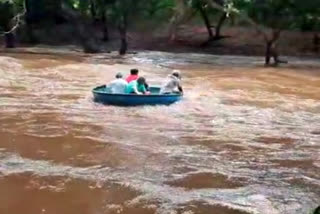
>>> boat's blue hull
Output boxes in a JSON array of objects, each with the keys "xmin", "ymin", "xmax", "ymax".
[{"xmin": 92, "ymin": 85, "xmax": 182, "ymax": 106}]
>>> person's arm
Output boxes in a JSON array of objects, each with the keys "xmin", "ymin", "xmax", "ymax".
[
  {"xmin": 178, "ymin": 82, "xmax": 183, "ymax": 94},
  {"xmin": 140, "ymin": 84, "xmax": 148, "ymax": 94},
  {"xmin": 133, "ymin": 84, "xmax": 142, "ymax": 94},
  {"xmin": 144, "ymin": 83, "xmax": 150, "ymax": 91}
]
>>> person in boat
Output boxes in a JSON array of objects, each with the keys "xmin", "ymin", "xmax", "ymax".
[
  {"xmin": 108, "ymin": 72, "xmax": 128, "ymax": 94},
  {"xmin": 125, "ymin": 77, "xmax": 150, "ymax": 95},
  {"xmin": 160, "ymin": 70, "xmax": 183, "ymax": 94},
  {"xmin": 126, "ymin": 68, "xmax": 150, "ymax": 91},
  {"xmin": 126, "ymin": 68, "xmax": 139, "ymax": 83}
]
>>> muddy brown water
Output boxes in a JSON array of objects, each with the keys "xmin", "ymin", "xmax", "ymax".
[{"xmin": 0, "ymin": 50, "xmax": 319, "ymax": 214}]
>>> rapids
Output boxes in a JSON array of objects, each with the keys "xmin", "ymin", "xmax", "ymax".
[{"xmin": 0, "ymin": 50, "xmax": 319, "ymax": 214}]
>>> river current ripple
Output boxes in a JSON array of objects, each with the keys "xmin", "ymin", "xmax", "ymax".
[{"xmin": 0, "ymin": 51, "xmax": 319, "ymax": 214}]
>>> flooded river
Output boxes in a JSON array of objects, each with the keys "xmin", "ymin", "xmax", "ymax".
[{"xmin": 0, "ymin": 50, "xmax": 319, "ymax": 214}]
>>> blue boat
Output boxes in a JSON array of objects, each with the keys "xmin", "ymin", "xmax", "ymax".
[{"xmin": 92, "ymin": 85, "xmax": 183, "ymax": 106}]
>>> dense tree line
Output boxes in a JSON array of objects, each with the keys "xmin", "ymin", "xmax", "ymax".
[{"xmin": 0, "ymin": 0, "xmax": 319, "ymax": 65}]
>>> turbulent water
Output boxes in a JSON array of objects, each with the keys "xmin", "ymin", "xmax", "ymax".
[{"xmin": 0, "ymin": 50, "xmax": 319, "ymax": 214}]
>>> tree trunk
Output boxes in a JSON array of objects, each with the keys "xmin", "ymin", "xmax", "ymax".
[
  {"xmin": 168, "ymin": 0, "xmax": 196, "ymax": 42},
  {"xmin": 215, "ymin": 12, "xmax": 227, "ymax": 39},
  {"xmin": 0, "ymin": 1, "xmax": 15, "ymax": 47},
  {"xmin": 270, "ymin": 43, "xmax": 280, "ymax": 66},
  {"xmin": 118, "ymin": 26, "xmax": 127, "ymax": 55},
  {"xmin": 90, "ymin": 0, "xmax": 96, "ymax": 17},
  {"xmin": 4, "ymin": 32, "xmax": 15, "ymax": 48},
  {"xmin": 197, "ymin": 3, "xmax": 214, "ymax": 40},
  {"xmin": 118, "ymin": 13, "xmax": 128, "ymax": 55},
  {"xmin": 25, "ymin": 22, "xmax": 38, "ymax": 43},
  {"xmin": 60, "ymin": 3, "xmax": 100, "ymax": 53},
  {"xmin": 265, "ymin": 41, "xmax": 287, "ymax": 66},
  {"xmin": 77, "ymin": 22, "xmax": 100, "ymax": 53},
  {"xmin": 2, "ymin": 18, "xmax": 15, "ymax": 48},
  {"xmin": 90, "ymin": 0, "xmax": 98, "ymax": 23},
  {"xmin": 265, "ymin": 40, "xmax": 283, "ymax": 66},
  {"xmin": 25, "ymin": 0, "xmax": 31, "ymax": 15},
  {"xmin": 264, "ymin": 30, "xmax": 287, "ymax": 66},
  {"xmin": 313, "ymin": 33, "xmax": 319, "ymax": 52},
  {"xmin": 265, "ymin": 41, "xmax": 272, "ymax": 65},
  {"xmin": 25, "ymin": 0, "xmax": 38, "ymax": 43},
  {"xmin": 102, "ymin": 12, "xmax": 109, "ymax": 41}
]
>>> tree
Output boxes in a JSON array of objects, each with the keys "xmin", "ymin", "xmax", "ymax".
[
  {"xmin": 246, "ymin": 0, "xmax": 295, "ymax": 65},
  {"xmin": 293, "ymin": 0, "xmax": 320, "ymax": 52},
  {"xmin": 206, "ymin": 0, "xmax": 296, "ymax": 65},
  {"xmin": 168, "ymin": 0, "xmax": 195, "ymax": 41},
  {"xmin": 110, "ymin": 0, "xmax": 129, "ymax": 54},
  {"xmin": 94, "ymin": 0, "xmax": 109, "ymax": 41},
  {"xmin": 194, "ymin": 0, "xmax": 228, "ymax": 41},
  {"xmin": 107, "ymin": 0, "xmax": 148, "ymax": 55},
  {"xmin": 0, "ymin": 0, "xmax": 24, "ymax": 48},
  {"xmin": 193, "ymin": 0, "xmax": 214, "ymax": 40},
  {"xmin": 168, "ymin": 0, "xmax": 229, "ymax": 43},
  {"xmin": 93, "ymin": 0, "xmax": 117, "ymax": 41}
]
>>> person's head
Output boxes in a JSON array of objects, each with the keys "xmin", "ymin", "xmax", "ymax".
[
  {"xmin": 130, "ymin": 69, "xmax": 139, "ymax": 75},
  {"xmin": 137, "ymin": 77, "xmax": 146, "ymax": 85},
  {"xmin": 172, "ymin": 70, "xmax": 181, "ymax": 79},
  {"xmin": 115, "ymin": 72, "xmax": 123, "ymax": 79}
]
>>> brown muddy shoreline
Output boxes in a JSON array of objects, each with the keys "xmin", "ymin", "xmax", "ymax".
[{"xmin": 1, "ymin": 26, "xmax": 320, "ymax": 58}]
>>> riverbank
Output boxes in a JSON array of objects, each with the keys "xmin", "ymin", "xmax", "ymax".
[
  {"xmin": 1, "ymin": 46, "xmax": 320, "ymax": 72},
  {"xmin": 1, "ymin": 26, "xmax": 319, "ymax": 59}
]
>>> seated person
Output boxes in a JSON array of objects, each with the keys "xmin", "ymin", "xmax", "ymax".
[
  {"xmin": 126, "ymin": 68, "xmax": 139, "ymax": 83},
  {"xmin": 126, "ymin": 68, "xmax": 150, "ymax": 91},
  {"xmin": 108, "ymin": 72, "xmax": 127, "ymax": 94},
  {"xmin": 125, "ymin": 77, "xmax": 149, "ymax": 94},
  {"xmin": 160, "ymin": 70, "xmax": 183, "ymax": 94}
]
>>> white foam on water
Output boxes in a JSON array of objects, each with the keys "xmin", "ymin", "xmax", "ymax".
[{"xmin": 0, "ymin": 54, "xmax": 319, "ymax": 214}]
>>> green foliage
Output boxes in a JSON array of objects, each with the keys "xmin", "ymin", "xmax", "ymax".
[
  {"xmin": 1, "ymin": 0, "xmax": 319, "ymax": 52},
  {"xmin": 253, "ymin": 0, "xmax": 295, "ymax": 28},
  {"xmin": 142, "ymin": 0, "xmax": 174, "ymax": 18},
  {"xmin": 1, "ymin": 0, "xmax": 319, "ymax": 31},
  {"xmin": 293, "ymin": 0, "xmax": 320, "ymax": 31},
  {"xmin": 228, "ymin": 0, "xmax": 320, "ymax": 31},
  {"xmin": 107, "ymin": 0, "xmax": 136, "ymax": 27},
  {"xmin": 104, "ymin": 0, "xmax": 172, "ymax": 27},
  {"xmin": 78, "ymin": 0, "xmax": 89, "ymax": 14},
  {"xmin": 228, "ymin": 0, "xmax": 294, "ymax": 29}
]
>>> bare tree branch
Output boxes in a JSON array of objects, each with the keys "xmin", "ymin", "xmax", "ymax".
[
  {"xmin": 204, "ymin": 0, "xmax": 270, "ymax": 42},
  {"xmin": 0, "ymin": 9, "xmax": 26, "ymax": 36}
]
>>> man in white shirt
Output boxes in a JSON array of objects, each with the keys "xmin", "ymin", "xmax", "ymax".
[
  {"xmin": 160, "ymin": 70, "xmax": 183, "ymax": 94},
  {"xmin": 108, "ymin": 72, "xmax": 128, "ymax": 94}
]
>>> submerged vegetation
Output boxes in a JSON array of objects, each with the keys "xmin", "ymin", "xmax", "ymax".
[{"xmin": 0, "ymin": 0, "xmax": 319, "ymax": 65}]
